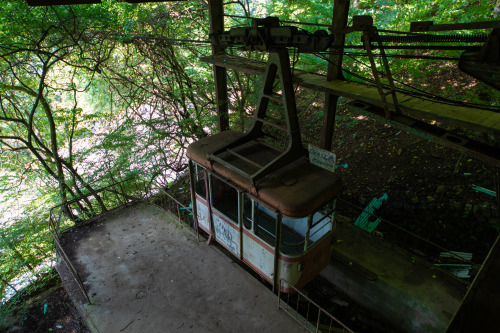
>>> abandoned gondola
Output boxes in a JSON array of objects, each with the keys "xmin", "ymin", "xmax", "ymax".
[
  {"xmin": 187, "ymin": 130, "xmax": 343, "ymax": 292},
  {"xmin": 187, "ymin": 29, "xmax": 344, "ymax": 291}
]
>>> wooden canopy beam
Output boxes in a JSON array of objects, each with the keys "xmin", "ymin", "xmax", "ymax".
[{"xmin": 201, "ymin": 54, "xmax": 500, "ymax": 168}]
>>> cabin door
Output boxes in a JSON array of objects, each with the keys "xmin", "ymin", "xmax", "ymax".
[
  {"xmin": 191, "ymin": 166, "xmax": 211, "ymax": 234},
  {"xmin": 241, "ymin": 195, "xmax": 276, "ymax": 284},
  {"xmin": 209, "ymin": 176, "xmax": 241, "ymax": 257}
]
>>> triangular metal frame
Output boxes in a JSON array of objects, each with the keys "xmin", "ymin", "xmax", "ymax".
[{"xmin": 207, "ymin": 48, "xmax": 307, "ymax": 186}]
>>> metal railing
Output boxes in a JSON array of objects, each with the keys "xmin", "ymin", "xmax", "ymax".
[
  {"xmin": 278, "ymin": 278, "xmax": 355, "ymax": 333},
  {"xmin": 48, "ymin": 179, "xmax": 146, "ymax": 237},
  {"xmin": 48, "ymin": 178, "xmax": 148, "ymax": 304},
  {"xmin": 47, "ymin": 178, "xmax": 197, "ymax": 305},
  {"xmin": 153, "ymin": 188, "xmax": 197, "ymax": 239}
]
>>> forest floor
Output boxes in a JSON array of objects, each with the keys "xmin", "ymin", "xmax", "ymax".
[
  {"xmin": 319, "ymin": 100, "xmax": 499, "ymax": 265},
  {"xmin": 2, "ymin": 96, "xmax": 499, "ymax": 333},
  {"xmin": 0, "ymin": 272, "xmax": 89, "ymax": 333}
]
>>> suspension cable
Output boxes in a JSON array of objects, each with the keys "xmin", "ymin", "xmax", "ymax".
[
  {"xmin": 314, "ymin": 52, "xmax": 499, "ymax": 112},
  {"xmin": 223, "ymin": 14, "xmax": 332, "ymax": 28},
  {"xmin": 327, "ymin": 51, "xmax": 460, "ymax": 61},
  {"xmin": 121, "ymin": 35, "xmax": 211, "ymax": 45},
  {"xmin": 348, "ymin": 53, "xmax": 499, "ymax": 111}
]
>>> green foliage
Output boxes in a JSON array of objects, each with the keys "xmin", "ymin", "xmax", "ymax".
[{"xmin": 1, "ymin": 0, "xmax": 499, "ymax": 308}]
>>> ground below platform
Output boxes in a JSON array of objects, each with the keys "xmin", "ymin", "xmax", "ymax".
[{"xmin": 1, "ymin": 280, "xmax": 89, "ymax": 333}]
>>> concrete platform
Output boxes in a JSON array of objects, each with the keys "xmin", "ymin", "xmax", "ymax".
[{"xmin": 57, "ymin": 203, "xmax": 306, "ymax": 333}]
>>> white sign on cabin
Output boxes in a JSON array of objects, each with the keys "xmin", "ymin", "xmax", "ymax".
[{"xmin": 308, "ymin": 144, "xmax": 337, "ymax": 172}]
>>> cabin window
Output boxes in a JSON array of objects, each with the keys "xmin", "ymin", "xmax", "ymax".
[
  {"xmin": 254, "ymin": 202, "xmax": 276, "ymax": 246},
  {"xmin": 243, "ymin": 195, "xmax": 253, "ymax": 229},
  {"xmin": 281, "ymin": 216, "xmax": 307, "ymax": 255},
  {"xmin": 194, "ymin": 164, "xmax": 206, "ymax": 198},
  {"xmin": 280, "ymin": 201, "xmax": 335, "ymax": 254},
  {"xmin": 308, "ymin": 202, "xmax": 335, "ymax": 247},
  {"xmin": 211, "ymin": 176, "xmax": 238, "ymax": 223}
]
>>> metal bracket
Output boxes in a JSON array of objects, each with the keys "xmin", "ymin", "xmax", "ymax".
[
  {"xmin": 212, "ymin": 17, "xmax": 332, "ymax": 53},
  {"xmin": 207, "ymin": 48, "xmax": 307, "ymax": 186}
]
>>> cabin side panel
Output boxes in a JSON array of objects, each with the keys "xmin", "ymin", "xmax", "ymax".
[
  {"xmin": 242, "ymin": 230, "xmax": 275, "ymax": 283},
  {"xmin": 213, "ymin": 212, "xmax": 240, "ymax": 256}
]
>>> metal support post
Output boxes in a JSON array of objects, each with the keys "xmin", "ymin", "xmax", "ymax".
[
  {"xmin": 188, "ymin": 160, "xmax": 199, "ymax": 241},
  {"xmin": 321, "ymin": 0, "xmax": 350, "ymax": 151},
  {"xmin": 208, "ymin": 0, "xmax": 229, "ymax": 132},
  {"xmin": 273, "ymin": 214, "xmax": 282, "ymax": 293}
]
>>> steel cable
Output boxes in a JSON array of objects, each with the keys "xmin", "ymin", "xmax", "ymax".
[{"xmin": 314, "ymin": 52, "xmax": 499, "ymax": 112}]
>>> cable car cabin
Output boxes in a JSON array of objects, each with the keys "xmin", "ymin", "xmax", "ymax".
[{"xmin": 187, "ymin": 130, "xmax": 343, "ymax": 293}]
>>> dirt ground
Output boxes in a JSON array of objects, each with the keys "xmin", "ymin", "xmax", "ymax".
[
  {"xmin": 298, "ymin": 96, "xmax": 499, "ymax": 264},
  {"xmin": 1, "ymin": 282, "xmax": 89, "ymax": 333}
]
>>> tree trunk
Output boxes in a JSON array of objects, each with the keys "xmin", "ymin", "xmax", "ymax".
[
  {"xmin": 0, "ymin": 276, "xmax": 17, "ymax": 293},
  {"xmin": 0, "ymin": 233, "xmax": 39, "ymax": 278}
]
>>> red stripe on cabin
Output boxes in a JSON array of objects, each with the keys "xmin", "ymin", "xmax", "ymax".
[
  {"xmin": 212, "ymin": 210, "xmax": 239, "ymax": 231},
  {"xmin": 279, "ymin": 254, "xmax": 301, "ymax": 263},
  {"xmin": 242, "ymin": 259, "xmax": 273, "ymax": 284},
  {"xmin": 242, "ymin": 229, "xmax": 274, "ymax": 252},
  {"xmin": 195, "ymin": 194, "xmax": 207, "ymax": 205},
  {"xmin": 198, "ymin": 224, "xmax": 210, "ymax": 234},
  {"xmin": 242, "ymin": 229, "xmax": 301, "ymax": 263}
]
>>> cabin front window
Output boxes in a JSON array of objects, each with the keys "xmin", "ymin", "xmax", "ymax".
[
  {"xmin": 211, "ymin": 176, "xmax": 238, "ymax": 223},
  {"xmin": 307, "ymin": 202, "xmax": 336, "ymax": 248},
  {"xmin": 244, "ymin": 197, "xmax": 335, "ymax": 252},
  {"xmin": 280, "ymin": 201, "xmax": 336, "ymax": 255},
  {"xmin": 244, "ymin": 195, "xmax": 277, "ymax": 245},
  {"xmin": 281, "ymin": 216, "xmax": 307, "ymax": 255}
]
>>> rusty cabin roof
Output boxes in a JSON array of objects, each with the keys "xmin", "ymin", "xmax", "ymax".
[{"xmin": 187, "ymin": 130, "xmax": 343, "ymax": 218}]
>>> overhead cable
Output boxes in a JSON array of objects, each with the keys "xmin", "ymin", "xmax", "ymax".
[
  {"xmin": 223, "ymin": 14, "xmax": 331, "ymax": 28},
  {"xmin": 314, "ymin": 52, "xmax": 499, "ymax": 112}
]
